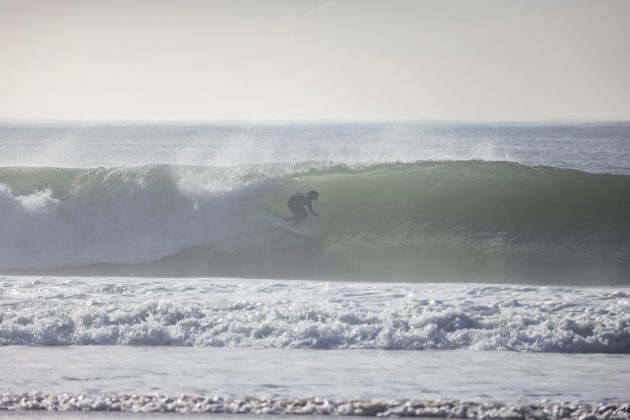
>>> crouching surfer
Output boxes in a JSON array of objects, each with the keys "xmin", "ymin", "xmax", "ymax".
[{"xmin": 284, "ymin": 190, "xmax": 319, "ymax": 225}]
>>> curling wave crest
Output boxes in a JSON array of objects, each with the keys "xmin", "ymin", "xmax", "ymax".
[{"xmin": 1, "ymin": 162, "xmax": 629, "ymax": 282}]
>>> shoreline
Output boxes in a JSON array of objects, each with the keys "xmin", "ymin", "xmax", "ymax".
[{"xmin": 2, "ymin": 394, "xmax": 630, "ymax": 419}]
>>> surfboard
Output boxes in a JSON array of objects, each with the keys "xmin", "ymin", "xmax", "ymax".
[{"xmin": 261, "ymin": 213, "xmax": 318, "ymax": 237}]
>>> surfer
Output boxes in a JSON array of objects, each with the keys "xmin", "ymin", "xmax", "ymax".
[{"xmin": 284, "ymin": 190, "xmax": 319, "ymax": 225}]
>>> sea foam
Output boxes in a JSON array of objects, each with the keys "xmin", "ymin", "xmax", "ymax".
[
  {"xmin": 1, "ymin": 277, "xmax": 628, "ymax": 352},
  {"xmin": 3, "ymin": 393, "xmax": 630, "ymax": 419}
]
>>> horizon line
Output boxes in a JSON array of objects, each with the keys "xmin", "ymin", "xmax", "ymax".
[{"xmin": 1, "ymin": 117, "xmax": 629, "ymax": 126}]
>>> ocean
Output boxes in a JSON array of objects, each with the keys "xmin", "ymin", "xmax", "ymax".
[{"xmin": 1, "ymin": 122, "xmax": 629, "ymax": 418}]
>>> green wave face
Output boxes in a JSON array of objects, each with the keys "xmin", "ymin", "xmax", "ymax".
[
  {"xmin": 304, "ymin": 161, "xmax": 630, "ymax": 236},
  {"xmin": 278, "ymin": 161, "xmax": 628, "ymax": 283},
  {"xmin": 1, "ymin": 161, "xmax": 629, "ymax": 283}
]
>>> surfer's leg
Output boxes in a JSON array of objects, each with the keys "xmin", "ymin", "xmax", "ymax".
[
  {"xmin": 290, "ymin": 205, "xmax": 308, "ymax": 225},
  {"xmin": 285, "ymin": 199, "xmax": 298, "ymax": 221},
  {"xmin": 284, "ymin": 205, "xmax": 297, "ymax": 221},
  {"xmin": 286, "ymin": 200, "xmax": 307, "ymax": 224}
]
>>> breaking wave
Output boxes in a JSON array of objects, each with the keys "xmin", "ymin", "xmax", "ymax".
[
  {"xmin": 1, "ymin": 277, "xmax": 629, "ymax": 352},
  {"xmin": 2, "ymin": 394, "xmax": 630, "ymax": 418},
  {"xmin": 0, "ymin": 161, "xmax": 629, "ymax": 282}
]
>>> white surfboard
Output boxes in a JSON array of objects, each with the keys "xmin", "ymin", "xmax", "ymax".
[{"xmin": 262, "ymin": 213, "xmax": 318, "ymax": 237}]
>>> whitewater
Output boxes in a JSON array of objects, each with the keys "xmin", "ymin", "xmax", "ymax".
[{"xmin": 1, "ymin": 122, "xmax": 629, "ymax": 418}]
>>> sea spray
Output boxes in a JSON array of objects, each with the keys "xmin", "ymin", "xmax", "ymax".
[{"xmin": 1, "ymin": 162, "xmax": 629, "ymax": 282}]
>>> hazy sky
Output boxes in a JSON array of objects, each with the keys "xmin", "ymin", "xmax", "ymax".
[{"xmin": 1, "ymin": 0, "xmax": 629, "ymax": 121}]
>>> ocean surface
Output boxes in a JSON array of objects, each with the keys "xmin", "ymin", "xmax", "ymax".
[{"xmin": 1, "ymin": 122, "xmax": 629, "ymax": 418}]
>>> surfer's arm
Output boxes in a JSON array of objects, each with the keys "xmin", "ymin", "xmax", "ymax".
[{"xmin": 307, "ymin": 203, "xmax": 318, "ymax": 216}]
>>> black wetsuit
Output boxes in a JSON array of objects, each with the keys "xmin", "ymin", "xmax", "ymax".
[{"xmin": 287, "ymin": 192, "xmax": 316, "ymax": 219}]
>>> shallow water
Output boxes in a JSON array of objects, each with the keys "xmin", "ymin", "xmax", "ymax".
[{"xmin": 2, "ymin": 346, "xmax": 629, "ymax": 403}]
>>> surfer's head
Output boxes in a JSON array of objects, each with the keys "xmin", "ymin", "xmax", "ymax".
[{"xmin": 307, "ymin": 190, "xmax": 319, "ymax": 201}]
